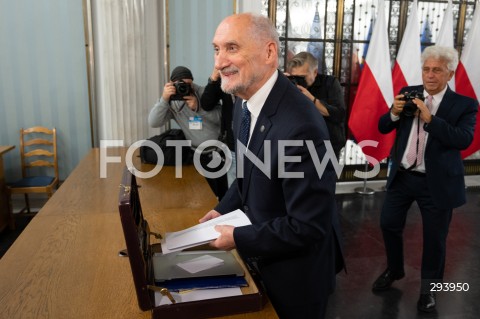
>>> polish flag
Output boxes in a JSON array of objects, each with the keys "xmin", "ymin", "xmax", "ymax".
[
  {"xmin": 392, "ymin": 0, "xmax": 422, "ymax": 95},
  {"xmin": 436, "ymin": 0, "xmax": 455, "ymax": 91},
  {"xmin": 348, "ymin": 0, "xmax": 394, "ymax": 165},
  {"xmin": 456, "ymin": 1, "xmax": 480, "ymax": 159}
]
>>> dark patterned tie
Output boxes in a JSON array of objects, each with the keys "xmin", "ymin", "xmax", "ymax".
[{"xmin": 240, "ymin": 101, "xmax": 251, "ymax": 147}]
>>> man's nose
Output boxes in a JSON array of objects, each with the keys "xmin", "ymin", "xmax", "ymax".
[{"xmin": 215, "ymin": 51, "xmax": 229, "ymax": 70}]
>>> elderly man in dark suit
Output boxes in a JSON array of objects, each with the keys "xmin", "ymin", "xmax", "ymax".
[
  {"xmin": 374, "ymin": 45, "xmax": 478, "ymax": 313},
  {"xmin": 199, "ymin": 13, "xmax": 344, "ymax": 319}
]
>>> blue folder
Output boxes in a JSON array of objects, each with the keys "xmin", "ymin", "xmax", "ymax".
[{"xmin": 155, "ymin": 275, "xmax": 248, "ymax": 292}]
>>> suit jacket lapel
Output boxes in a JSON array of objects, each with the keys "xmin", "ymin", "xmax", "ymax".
[
  {"xmin": 433, "ymin": 87, "xmax": 455, "ymax": 119},
  {"xmin": 426, "ymin": 86, "xmax": 455, "ymax": 148}
]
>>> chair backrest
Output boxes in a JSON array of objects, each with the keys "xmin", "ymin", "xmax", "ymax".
[{"xmin": 20, "ymin": 126, "xmax": 58, "ymax": 180}]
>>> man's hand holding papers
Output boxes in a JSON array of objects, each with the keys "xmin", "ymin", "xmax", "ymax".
[{"xmin": 161, "ymin": 209, "xmax": 251, "ymax": 254}]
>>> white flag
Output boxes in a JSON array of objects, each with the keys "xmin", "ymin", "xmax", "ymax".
[
  {"xmin": 436, "ymin": 0, "xmax": 455, "ymax": 90},
  {"xmin": 392, "ymin": 0, "xmax": 422, "ymax": 95}
]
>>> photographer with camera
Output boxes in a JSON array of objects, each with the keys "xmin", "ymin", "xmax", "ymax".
[
  {"xmin": 375, "ymin": 46, "xmax": 478, "ymax": 313},
  {"xmin": 286, "ymin": 52, "xmax": 346, "ymax": 158},
  {"xmin": 148, "ymin": 66, "xmax": 228, "ymax": 200}
]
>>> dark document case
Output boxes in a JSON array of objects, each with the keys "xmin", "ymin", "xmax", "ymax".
[{"xmin": 118, "ymin": 167, "xmax": 266, "ymax": 318}]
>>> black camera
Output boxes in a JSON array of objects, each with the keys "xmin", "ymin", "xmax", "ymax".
[
  {"xmin": 401, "ymin": 90, "xmax": 424, "ymax": 117},
  {"xmin": 287, "ymin": 75, "xmax": 307, "ymax": 88},
  {"xmin": 170, "ymin": 80, "xmax": 192, "ymax": 100}
]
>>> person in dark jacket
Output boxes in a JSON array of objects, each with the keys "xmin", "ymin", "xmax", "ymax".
[
  {"xmin": 201, "ymin": 67, "xmax": 237, "ymax": 186},
  {"xmin": 287, "ymin": 52, "xmax": 346, "ymax": 159},
  {"xmin": 200, "ymin": 13, "xmax": 345, "ymax": 319},
  {"xmin": 373, "ymin": 45, "xmax": 478, "ymax": 313}
]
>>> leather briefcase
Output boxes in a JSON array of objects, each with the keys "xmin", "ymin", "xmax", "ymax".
[{"xmin": 117, "ymin": 167, "xmax": 266, "ymax": 318}]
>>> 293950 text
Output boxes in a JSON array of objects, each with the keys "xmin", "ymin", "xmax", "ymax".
[{"xmin": 430, "ymin": 283, "xmax": 469, "ymax": 292}]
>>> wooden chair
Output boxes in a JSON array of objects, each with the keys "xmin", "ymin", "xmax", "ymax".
[{"xmin": 7, "ymin": 127, "xmax": 59, "ymax": 226}]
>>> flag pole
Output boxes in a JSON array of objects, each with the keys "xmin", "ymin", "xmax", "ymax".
[{"xmin": 354, "ymin": 161, "xmax": 375, "ymax": 195}]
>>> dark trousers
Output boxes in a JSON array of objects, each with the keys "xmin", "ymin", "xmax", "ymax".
[
  {"xmin": 199, "ymin": 151, "xmax": 228, "ymax": 201},
  {"xmin": 380, "ymin": 170, "xmax": 452, "ymax": 291}
]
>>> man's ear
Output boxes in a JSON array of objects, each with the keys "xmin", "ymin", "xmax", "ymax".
[
  {"xmin": 266, "ymin": 42, "xmax": 277, "ymax": 61},
  {"xmin": 447, "ymin": 70, "xmax": 455, "ymax": 81}
]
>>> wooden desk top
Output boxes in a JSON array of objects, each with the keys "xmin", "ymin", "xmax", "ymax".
[
  {"xmin": 0, "ymin": 145, "xmax": 15, "ymax": 156},
  {"xmin": 40, "ymin": 147, "xmax": 218, "ymax": 217},
  {"xmin": 0, "ymin": 213, "xmax": 147, "ymax": 318},
  {"xmin": 0, "ymin": 148, "xmax": 278, "ymax": 319}
]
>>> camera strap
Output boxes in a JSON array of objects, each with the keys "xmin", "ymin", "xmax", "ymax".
[{"xmin": 169, "ymin": 100, "xmax": 186, "ymax": 113}]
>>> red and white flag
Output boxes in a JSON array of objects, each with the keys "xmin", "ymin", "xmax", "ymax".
[
  {"xmin": 392, "ymin": 0, "xmax": 422, "ymax": 95},
  {"xmin": 437, "ymin": 0, "xmax": 456, "ymax": 90},
  {"xmin": 456, "ymin": 1, "xmax": 480, "ymax": 159},
  {"xmin": 348, "ymin": 0, "xmax": 394, "ymax": 165}
]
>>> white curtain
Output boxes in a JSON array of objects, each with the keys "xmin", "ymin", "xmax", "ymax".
[{"xmin": 92, "ymin": 0, "xmax": 166, "ymax": 146}]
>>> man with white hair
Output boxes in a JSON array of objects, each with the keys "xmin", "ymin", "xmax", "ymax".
[{"xmin": 374, "ymin": 46, "xmax": 478, "ymax": 313}]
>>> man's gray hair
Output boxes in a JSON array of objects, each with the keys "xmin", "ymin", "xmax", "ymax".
[
  {"xmin": 421, "ymin": 46, "xmax": 459, "ymax": 72},
  {"xmin": 287, "ymin": 52, "xmax": 318, "ymax": 72},
  {"xmin": 247, "ymin": 13, "xmax": 280, "ymax": 52}
]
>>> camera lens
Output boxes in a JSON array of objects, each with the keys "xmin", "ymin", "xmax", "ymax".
[
  {"xmin": 401, "ymin": 90, "xmax": 424, "ymax": 117},
  {"xmin": 403, "ymin": 101, "xmax": 417, "ymax": 117},
  {"xmin": 173, "ymin": 81, "xmax": 191, "ymax": 97},
  {"xmin": 177, "ymin": 83, "xmax": 188, "ymax": 94}
]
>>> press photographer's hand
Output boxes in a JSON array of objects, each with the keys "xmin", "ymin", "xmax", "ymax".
[
  {"xmin": 184, "ymin": 94, "xmax": 198, "ymax": 111},
  {"xmin": 162, "ymin": 82, "xmax": 176, "ymax": 101},
  {"xmin": 414, "ymin": 98, "xmax": 432, "ymax": 123},
  {"xmin": 298, "ymin": 85, "xmax": 314, "ymax": 100},
  {"xmin": 391, "ymin": 94, "xmax": 406, "ymax": 116}
]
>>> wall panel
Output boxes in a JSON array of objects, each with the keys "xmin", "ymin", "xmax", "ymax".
[
  {"xmin": 169, "ymin": 0, "xmax": 235, "ymax": 86},
  {"xmin": 0, "ymin": 0, "xmax": 91, "ymax": 182}
]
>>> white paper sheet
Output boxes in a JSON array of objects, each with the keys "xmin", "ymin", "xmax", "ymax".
[
  {"xmin": 161, "ymin": 209, "xmax": 251, "ymax": 254},
  {"xmin": 155, "ymin": 287, "xmax": 242, "ymax": 306},
  {"xmin": 176, "ymin": 255, "xmax": 224, "ymax": 274}
]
